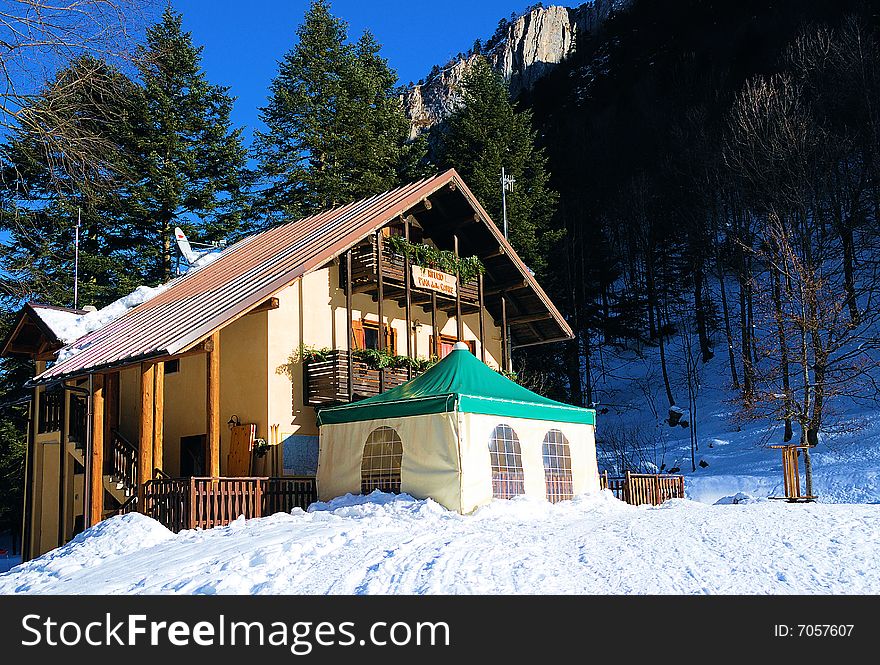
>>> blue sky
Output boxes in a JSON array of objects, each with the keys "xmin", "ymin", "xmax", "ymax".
[{"xmin": 172, "ymin": 0, "xmax": 525, "ymax": 145}]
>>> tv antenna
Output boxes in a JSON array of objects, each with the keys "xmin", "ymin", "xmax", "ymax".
[
  {"xmin": 501, "ymin": 167, "xmax": 515, "ymax": 239},
  {"xmin": 73, "ymin": 208, "xmax": 81, "ymax": 309}
]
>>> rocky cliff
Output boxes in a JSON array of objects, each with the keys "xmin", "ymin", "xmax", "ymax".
[{"xmin": 403, "ymin": 1, "xmax": 626, "ymax": 137}]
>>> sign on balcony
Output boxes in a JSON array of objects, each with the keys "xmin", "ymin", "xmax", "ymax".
[{"xmin": 412, "ymin": 265, "xmax": 457, "ymax": 297}]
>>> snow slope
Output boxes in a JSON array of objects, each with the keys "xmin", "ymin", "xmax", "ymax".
[
  {"xmin": 592, "ymin": 335, "xmax": 880, "ymax": 505},
  {"xmin": 2, "ymin": 492, "xmax": 878, "ymax": 595}
]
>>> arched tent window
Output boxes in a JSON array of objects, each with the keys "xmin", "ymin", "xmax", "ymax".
[
  {"xmin": 489, "ymin": 425, "xmax": 525, "ymax": 499},
  {"xmin": 542, "ymin": 430, "xmax": 573, "ymax": 503},
  {"xmin": 361, "ymin": 426, "xmax": 403, "ymax": 494}
]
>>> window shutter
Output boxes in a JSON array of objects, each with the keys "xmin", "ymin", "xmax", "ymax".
[
  {"xmin": 385, "ymin": 325, "xmax": 397, "ymax": 355},
  {"xmin": 352, "ymin": 319, "xmax": 366, "ymax": 350}
]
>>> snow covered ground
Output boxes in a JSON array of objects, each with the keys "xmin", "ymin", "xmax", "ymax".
[
  {"xmin": 591, "ymin": 335, "xmax": 880, "ymax": 505},
  {"xmin": 2, "ymin": 491, "xmax": 878, "ymax": 595}
]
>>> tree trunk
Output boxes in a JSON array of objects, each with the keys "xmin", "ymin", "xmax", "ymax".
[
  {"xmin": 771, "ymin": 262, "xmax": 793, "ymax": 442},
  {"xmin": 693, "ymin": 261, "xmax": 714, "ymax": 363},
  {"xmin": 656, "ymin": 303, "xmax": 676, "ymax": 408},
  {"xmin": 717, "ymin": 256, "xmax": 740, "ymax": 390}
]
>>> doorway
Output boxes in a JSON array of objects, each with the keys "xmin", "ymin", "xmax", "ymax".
[{"xmin": 180, "ymin": 435, "xmax": 206, "ymax": 477}]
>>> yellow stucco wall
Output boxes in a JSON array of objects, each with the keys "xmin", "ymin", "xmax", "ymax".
[{"xmin": 267, "ymin": 262, "xmax": 504, "ymax": 439}]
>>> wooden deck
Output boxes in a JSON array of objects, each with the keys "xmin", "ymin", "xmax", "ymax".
[{"xmin": 141, "ymin": 476, "xmax": 317, "ymax": 532}]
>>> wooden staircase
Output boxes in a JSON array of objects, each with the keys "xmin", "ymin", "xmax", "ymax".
[{"xmin": 105, "ymin": 429, "xmax": 139, "ymax": 514}]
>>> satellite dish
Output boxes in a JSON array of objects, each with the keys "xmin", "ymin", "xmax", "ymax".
[{"xmin": 174, "ymin": 227, "xmax": 226, "ymax": 274}]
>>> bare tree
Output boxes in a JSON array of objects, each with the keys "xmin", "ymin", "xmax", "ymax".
[
  {"xmin": 0, "ymin": 0, "xmax": 151, "ymax": 187},
  {"xmin": 725, "ymin": 23, "xmax": 880, "ymax": 494}
]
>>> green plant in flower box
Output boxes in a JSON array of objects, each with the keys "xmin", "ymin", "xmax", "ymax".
[{"xmin": 384, "ymin": 235, "xmax": 485, "ymax": 284}]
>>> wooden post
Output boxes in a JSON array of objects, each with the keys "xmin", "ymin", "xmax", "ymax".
[
  {"xmin": 57, "ymin": 385, "xmax": 68, "ymax": 546},
  {"xmin": 21, "ymin": 384, "xmax": 37, "ymax": 561},
  {"xmin": 431, "ymin": 291, "xmax": 439, "ymax": 358},
  {"xmin": 89, "ymin": 374, "xmax": 105, "ymax": 527},
  {"xmin": 624, "ymin": 470, "xmax": 631, "ymax": 505},
  {"xmin": 478, "ymin": 273, "xmax": 486, "ymax": 363},
  {"xmin": 138, "ymin": 362, "xmax": 154, "ymax": 512},
  {"xmin": 404, "ymin": 218, "xmax": 413, "ymax": 379},
  {"xmin": 345, "ymin": 250, "xmax": 354, "ymax": 401},
  {"xmin": 501, "ymin": 295, "xmax": 509, "ymax": 372},
  {"xmin": 454, "ymin": 234, "xmax": 463, "ymax": 341},
  {"xmin": 376, "ymin": 230, "xmax": 385, "ymax": 393},
  {"xmin": 105, "ymin": 372, "xmax": 119, "ymax": 471},
  {"xmin": 206, "ymin": 332, "xmax": 221, "ymax": 478},
  {"xmin": 153, "ymin": 361, "xmax": 164, "ymax": 475}
]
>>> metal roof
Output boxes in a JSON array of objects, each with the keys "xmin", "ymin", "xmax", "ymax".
[{"xmin": 32, "ymin": 169, "xmax": 572, "ymax": 384}]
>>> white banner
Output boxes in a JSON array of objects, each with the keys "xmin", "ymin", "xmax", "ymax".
[{"xmin": 412, "ymin": 265, "xmax": 457, "ymax": 297}]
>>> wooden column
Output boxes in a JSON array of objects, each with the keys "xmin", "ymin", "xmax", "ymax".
[
  {"xmin": 431, "ymin": 292, "xmax": 439, "ymax": 358},
  {"xmin": 106, "ymin": 372, "xmax": 119, "ymax": 443},
  {"xmin": 345, "ymin": 250, "xmax": 354, "ymax": 401},
  {"xmin": 89, "ymin": 374, "xmax": 104, "ymax": 527},
  {"xmin": 404, "ymin": 218, "xmax": 413, "ymax": 380},
  {"xmin": 478, "ymin": 273, "xmax": 486, "ymax": 363},
  {"xmin": 206, "ymin": 333, "xmax": 221, "ymax": 478},
  {"xmin": 57, "ymin": 384, "xmax": 68, "ymax": 546},
  {"xmin": 138, "ymin": 363, "xmax": 154, "ymax": 512},
  {"xmin": 376, "ymin": 230, "xmax": 385, "ymax": 393},
  {"xmin": 501, "ymin": 295, "xmax": 510, "ymax": 372},
  {"xmin": 454, "ymin": 234, "xmax": 463, "ymax": 341},
  {"xmin": 153, "ymin": 361, "xmax": 164, "ymax": 475}
]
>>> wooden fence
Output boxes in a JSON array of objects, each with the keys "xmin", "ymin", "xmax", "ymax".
[
  {"xmin": 600, "ymin": 471, "xmax": 685, "ymax": 506},
  {"xmin": 141, "ymin": 476, "xmax": 317, "ymax": 532}
]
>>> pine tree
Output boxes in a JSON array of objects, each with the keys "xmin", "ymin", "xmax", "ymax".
[
  {"xmin": 252, "ymin": 0, "xmax": 423, "ymax": 223},
  {"xmin": 0, "ymin": 55, "xmax": 144, "ymax": 309},
  {"xmin": 132, "ymin": 7, "xmax": 249, "ymax": 282},
  {"xmin": 433, "ymin": 57, "xmax": 559, "ymax": 273}
]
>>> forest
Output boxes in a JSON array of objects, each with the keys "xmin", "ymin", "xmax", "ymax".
[{"xmin": 2, "ymin": 0, "xmax": 880, "ymax": 540}]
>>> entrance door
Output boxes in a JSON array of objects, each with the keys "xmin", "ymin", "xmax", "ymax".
[{"xmin": 180, "ymin": 435, "xmax": 206, "ymax": 477}]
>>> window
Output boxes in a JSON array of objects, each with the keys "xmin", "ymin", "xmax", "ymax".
[
  {"xmin": 361, "ymin": 426, "xmax": 403, "ymax": 494},
  {"xmin": 542, "ymin": 430, "xmax": 573, "ymax": 503},
  {"xmin": 352, "ymin": 319, "xmax": 396, "ymax": 353},
  {"xmin": 489, "ymin": 424, "xmax": 525, "ymax": 499},
  {"xmin": 165, "ymin": 359, "xmax": 180, "ymax": 374},
  {"xmin": 430, "ymin": 334, "xmax": 476, "ymax": 358}
]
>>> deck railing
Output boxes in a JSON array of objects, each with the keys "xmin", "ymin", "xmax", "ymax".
[
  {"xmin": 109, "ymin": 429, "xmax": 138, "ymax": 496},
  {"xmin": 600, "ymin": 471, "xmax": 685, "ymax": 506},
  {"xmin": 345, "ymin": 235, "xmax": 480, "ymax": 304},
  {"xmin": 141, "ymin": 476, "xmax": 317, "ymax": 533},
  {"xmin": 304, "ymin": 350, "xmax": 412, "ymax": 406}
]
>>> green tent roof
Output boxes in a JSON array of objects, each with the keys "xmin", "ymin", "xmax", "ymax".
[{"xmin": 316, "ymin": 345, "xmax": 596, "ymax": 426}]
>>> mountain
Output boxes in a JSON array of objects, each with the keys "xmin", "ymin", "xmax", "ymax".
[{"xmin": 402, "ymin": 1, "xmax": 626, "ymax": 137}]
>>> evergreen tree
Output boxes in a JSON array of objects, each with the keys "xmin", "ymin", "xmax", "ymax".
[
  {"xmin": 252, "ymin": 0, "xmax": 423, "ymax": 223},
  {"xmin": 433, "ymin": 57, "xmax": 559, "ymax": 273},
  {"xmin": 132, "ymin": 7, "xmax": 249, "ymax": 281},
  {"xmin": 0, "ymin": 55, "xmax": 144, "ymax": 309}
]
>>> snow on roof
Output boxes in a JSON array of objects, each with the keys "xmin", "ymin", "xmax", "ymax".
[
  {"xmin": 55, "ymin": 284, "xmax": 169, "ymax": 363},
  {"xmin": 30, "ymin": 305, "xmax": 86, "ymax": 344}
]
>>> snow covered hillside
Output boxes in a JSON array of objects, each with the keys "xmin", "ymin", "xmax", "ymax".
[
  {"xmin": 591, "ymin": 336, "xmax": 880, "ymax": 505},
  {"xmin": 2, "ymin": 492, "xmax": 879, "ymax": 595}
]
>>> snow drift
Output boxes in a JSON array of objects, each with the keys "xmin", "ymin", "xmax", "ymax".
[{"xmin": 2, "ymin": 492, "xmax": 878, "ymax": 595}]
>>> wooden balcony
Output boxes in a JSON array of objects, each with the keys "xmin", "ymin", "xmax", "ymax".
[
  {"xmin": 304, "ymin": 349, "xmax": 415, "ymax": 406},
  {"xmin": 345, "ymin": 235, "xmax": 480, "ymax": 310}
]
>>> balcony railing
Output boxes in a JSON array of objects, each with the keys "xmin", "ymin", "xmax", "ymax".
[
  {"xmin": 344, "ymin": 235, "xmax": 479, "ymax": 305},
  {"xmin": 304, "ymin": 349, "xmax": 414, "ymax": 406}
]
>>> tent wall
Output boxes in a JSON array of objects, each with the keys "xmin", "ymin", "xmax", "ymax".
[
  {"xmin": 317, "ymin": 413, "xmax": 462, "ymax": 512},
  {"xmin": 458, "ymin": 413, "xmax": 598, "ymax": 513}
]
